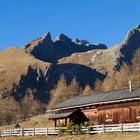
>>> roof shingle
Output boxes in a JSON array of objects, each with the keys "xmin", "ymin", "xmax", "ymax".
[
  {"xmin": 54, "ymin": 87, "xmax": 140, "ymax": 110},
  {"xmin": 48, "ymin": 111, "xmax": 73, "ymax": 119}
]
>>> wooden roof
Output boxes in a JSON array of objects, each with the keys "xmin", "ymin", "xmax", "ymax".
[
  {"xmin": 53, "ymin": 87, "xmax": 140, "ymax": 110},
  {"xmin": 48, "ymin": 110, "xmax": 77, "ymax": 119}
]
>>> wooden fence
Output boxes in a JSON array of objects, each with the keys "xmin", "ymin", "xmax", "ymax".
[{"xmin": 1, "ymin": 122, "xmax": 140, "ymax": 137}]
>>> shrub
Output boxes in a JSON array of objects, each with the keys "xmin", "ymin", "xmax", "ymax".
[{"xmin": 66, "ymin": 123, "xmax": 75, "ymax": 135}]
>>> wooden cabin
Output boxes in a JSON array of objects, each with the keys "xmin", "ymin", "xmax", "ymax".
[{"xmin": 48, "ymin": 87, "xmax": 140, "ymax": 126}]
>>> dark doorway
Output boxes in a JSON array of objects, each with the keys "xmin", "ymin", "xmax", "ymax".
[{"xmin": 70, "ymin": 109, "xmax": 88, "ymax": 125}]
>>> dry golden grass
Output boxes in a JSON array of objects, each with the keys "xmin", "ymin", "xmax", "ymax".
[
  {"xmin": 58, "ymin": 50, "xmax": 97, "ymax": 66},
  {"xmin": 0, "ymin": 47, "xmax": 49, "ymax": 90},
  {"xmin": 0, "ymin": 119, "xmax": 53, "ymax": 130},
  {"xmin": 0, "ymin": 119, "xmax": 140, "ymax": 140},
  {"xmin": 0, "ymin": 132, "xmax": 140, "ymax": 140},
  {"xmin": 58, "ymin": 47, "xmax": 119, "ymax": 75},
  {"xmin": 27, "ymin": 38, "xmax": 42, "ymax": 47}
]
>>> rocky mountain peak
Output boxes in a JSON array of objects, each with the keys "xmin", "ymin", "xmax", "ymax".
[
  {"xmin": 55, "ymin": 34, "xmax": 72, "ymax": 43},
  {"xmin": 113, "ymin": 25, "xmax": 140, "ymax": 71},
  {"xmin": 24, "ymin": 32, "xmax": 107, "ymax": 63},
  {"xmin": 75, "ymin": 38, "xmax": 89, "ymax": 45},
  {"xmin": 123, "ymin": 25, "xmax": 140, "ymax": 46},
  {"xmin": 41, "ymin": 32, "xmax": 52, "ymax": 43},
  {"xmin": 24, "ymin": 32, "xmax": 52, "ymax": 50}
]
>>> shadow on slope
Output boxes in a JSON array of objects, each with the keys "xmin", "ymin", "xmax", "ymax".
[
  {"xmin": 45, "ymin": 63, "xmax": 106, "ymax": 91},
  {"xmin": 11, "ymin": 64, "xmax": 106, "ymax": 104}
]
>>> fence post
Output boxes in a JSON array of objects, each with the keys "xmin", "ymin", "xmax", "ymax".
[
  {"xmin": 58, "ymin": 127, "xmax": 60, "ymax": 135},
  {"xmin": 21, "ymin": 128, "xmax": 23, "ymax": 136},
  {"xmin": 87, "ymin": 127, "xmax": 89, "ymax": 135},
  {"xmin": 10, "ymin": 129, "xmax": 12, "ymax": 136},
  {"xmin": 121, "ymin": 123, "xmax": 123, "ymax": 132},
  {"xmin": 46, "ymin": 127, "xmax": 48, "ymax": 135},
  {"xmin": 33, "ymin": 128, "xmax": 35, "ymax": 136},
  {"xmin": 102, "ymin": 124, "xmax": 105, "ymax": 133}
]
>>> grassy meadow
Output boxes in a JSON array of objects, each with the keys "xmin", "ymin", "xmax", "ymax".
[{"xmin": 1, "ymin": 132, "xmax": 140, "ymax": 140}]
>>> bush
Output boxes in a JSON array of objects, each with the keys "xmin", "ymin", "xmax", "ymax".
[
  {"xmin": 57, "ymin": 123, "xmax": 66, "ymax": 127},
  {"xmin": 66, "ymin": 123, "xmax": 75, "ymax": 134},
  {"xmin": 74, "ymin": 124, "xmax": 82, "ymax": 134},
  {"xmin": 58, "ymin": 121, "xmax": 94, "ymax": 135},
  {"xmin": 57, "ymin": 123, "xmax": 66, "ymax": 134},
  {"xmin": 83, "ymin": 121, "xmax": 94, "ymax": 127}
]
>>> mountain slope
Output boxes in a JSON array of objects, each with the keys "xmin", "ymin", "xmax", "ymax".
[
  {"xmin": 59, "ymin": 25, "xmax": 140, "ymax": 75},
  {"xmin": 0, "ymin": 47, "xmax": 49, "ymax": 97},
  {"xmin": 0, "ymin": 25, "xmax": 140, "ymax": 124}
]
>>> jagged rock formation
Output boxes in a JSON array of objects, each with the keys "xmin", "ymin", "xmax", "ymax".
[
  {"xmin": 24, "ymin": 32, "xmax": 54, "ymax": 62},
  {"xmin": 24, "ymin": 33, "xmax": 107, "ymax": 63},
  {"xmin": 116, "ymin": 25, "xmax": 140, "ymax": 70},
  {"xmin": 59, "ymin": 25, "xmax": 140, "ymax": 74}
]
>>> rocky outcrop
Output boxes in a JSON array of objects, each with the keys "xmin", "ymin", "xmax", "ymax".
[
  {"xmin": 24, "ymin": 32, "xmax": 54, "ymax": 62},
  {"xmin": 58, "ymin": 25, "xmax": 140, "ymax": 74},
  {"xmin": 24, "ymin": 33, "xmax": 107, "ymax": 63},
  {"xmin": 115, "ymin": 25, "xmax": 140, "ymax": 70},
  {"xmin": 75, "ymin": 38, "xmax": 89, "ymax": 45},
  {"xmin": 123, "ymin": 25, "xmax": 140, "ymax": 46},
  {"xmin": 55, "ymin": 34, "xmax": 72, "ymax": 43}
]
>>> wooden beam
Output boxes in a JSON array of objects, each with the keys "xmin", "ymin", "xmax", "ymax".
[
  {"xmin": 54, "ymin": 119, "xmax": 57, "ymax": 127},
  {"xmin": 65, "ymin": 118, "xmax": 67, "ymax": 125}
]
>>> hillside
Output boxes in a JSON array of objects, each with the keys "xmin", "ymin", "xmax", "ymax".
[
  {"xmin": 0, "ymin": 25, "xmax": 140, "ymax": 125},
  {"xmin": 59, "ymin": 25, "xmax": 140, "ymax": 74}
]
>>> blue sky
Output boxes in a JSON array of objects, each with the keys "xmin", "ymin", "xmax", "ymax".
[{"xmin": 0, "ymin": 0, "xmax": 140, "ymax": 50}]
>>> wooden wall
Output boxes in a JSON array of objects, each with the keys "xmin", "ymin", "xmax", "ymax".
[
  {"xmin": 54, "ymin": 100, "xmax": 140, "ymax": 126},
  {"xmin": 82, "ymin": 101, "xmax": 140, "ymax": 124}
]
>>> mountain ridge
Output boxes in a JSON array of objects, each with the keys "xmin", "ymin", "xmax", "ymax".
[{"xmin": 24, "ymin": 32, "xmax": 107, "ymax": 63}]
